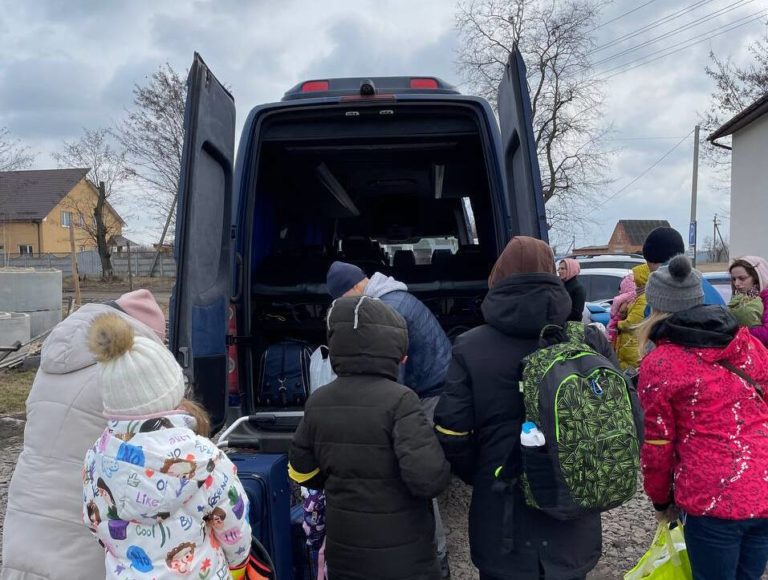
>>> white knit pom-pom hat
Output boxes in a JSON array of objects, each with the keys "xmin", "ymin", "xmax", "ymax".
[{"xmin": 88, "ymin": 314, "xmax": 185, "ymax": 416}]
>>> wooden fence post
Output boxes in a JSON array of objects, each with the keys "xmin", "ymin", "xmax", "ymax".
[
  {"xmin": 127, "ymin": 242, "xmax": 134, "ymax": 291},
  {"xmin": 68, "ymin": 225, "xmax": 81, "ymax": 307}
]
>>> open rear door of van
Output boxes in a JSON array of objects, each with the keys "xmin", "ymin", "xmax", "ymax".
[
  {"xmin": 497, "ymin": 46, "xmax": 549, "ymax": 243},
  {"xmin": 170, "ymin": 53, "xmax": 235, "ymax": 431}
]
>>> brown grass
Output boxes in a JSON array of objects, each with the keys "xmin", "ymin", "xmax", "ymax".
[
  {"xmin": 0, "ymin": 369, "xmax": 36, "ymax": 415},
  {"xmin": 64, "ymin": 276, "xmax": 175, "ymax": 292},
  {"xmin": 697, "ymin": 262, "xmax": 729, "ymax": 273}
]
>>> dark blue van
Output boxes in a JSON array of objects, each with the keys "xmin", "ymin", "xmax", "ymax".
[{"xmin": 170, "ymin": 49, "xmax": 547, "ymax": 449}]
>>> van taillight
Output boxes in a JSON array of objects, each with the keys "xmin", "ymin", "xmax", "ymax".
[
  {"xmin": 410, "ymin": 78, "xmax": 439, "ymax": 89},
  {"xmin": 301, "ymin": 80, "xmax": 330, "ymax": 92},
  {"xmin": 227, "ymin": 305, "xmax": 240, "ymax": 405}
]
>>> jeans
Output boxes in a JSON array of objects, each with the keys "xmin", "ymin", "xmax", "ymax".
[
  {"xmin": 683, "ymin": 514, "xmax": 768, "ymax": 580},
  {"xmin": 420, "ymin": 395, "xmax": 447, "ymax": 561}
]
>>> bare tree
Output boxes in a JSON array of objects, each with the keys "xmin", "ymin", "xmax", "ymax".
[
  {"xmin": 53, "ymin": 128, "xmax": 129, "ymax": 277},
  {"xmin": 701, "ymin": 39, "xmax": 768, "ymax": 176},
  {"xmin": 456, "ymin": 0, "xmax": 612, "ymax": 234},
  {"xmin": 0, "ymin": 127, "xmax": 34, "ymax": 171},
  {"xmin": 114, "ymin": 63, "xmax": 186, "ymax": 246}
]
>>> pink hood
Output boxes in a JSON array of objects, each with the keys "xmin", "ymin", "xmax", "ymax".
[
  {"xmin": 559, "ymin": 258, "xmax": 581, "ymax": 282},
  {"xmin": 739, "ymin": 256, "xmax": 768, "ymax": 292},
  {"xmin": 610, "ymin": 273, "xmax": 637, "ymax": 316}
]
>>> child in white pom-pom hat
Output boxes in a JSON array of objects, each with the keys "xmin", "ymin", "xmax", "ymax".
[{"xmin": 81, "ymin": 313, "xmax": 252, "ymax": 579}]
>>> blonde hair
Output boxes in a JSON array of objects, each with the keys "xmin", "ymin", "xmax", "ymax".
[
  {"xmin": 177, "ymin": 398, "xmax": 211, "ymax": 437},
  {"xmin": 638, "ymin": 310, "xmax": 672, "ymax": 356}
]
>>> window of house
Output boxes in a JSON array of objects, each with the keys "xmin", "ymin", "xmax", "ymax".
[
  {"xmin": 18, "ymin": 245, "xmax": 33, "ymax": 255},
  {"xmin": 61, "ymin": 211, "xmax": 73, "ymax": 228}
]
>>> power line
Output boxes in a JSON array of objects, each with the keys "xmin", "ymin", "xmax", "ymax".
[
  {"xmin": 591, "ymin": 0, "xmax": 719, "ymax": 54},
  {"xmin": 600, "ymin": 9, "xmax": 768, "ymax": 79},
  {"xmin": 599, "ymin": 130, "xmax": 694, "ymax": 208},
  {"xmin": 604, "ymin": 136, "xmax": 691, "ymax": 141},
  {"xmin": 591, "ymin": 0, "xmax": 661, "ymax": 31},
  {"xmin": 592, "ymin": 0, "xmax": 755, "ymax": 67}
]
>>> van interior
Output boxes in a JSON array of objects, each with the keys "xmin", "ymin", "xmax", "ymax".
[{"xmin": 237, "ymin": 104, "xmax": 501, "ymax": 449}]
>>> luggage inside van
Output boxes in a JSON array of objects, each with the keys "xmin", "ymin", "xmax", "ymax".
[{"xmin": 257, "ymin": 340, "xmax": 312, "ymax": 407}]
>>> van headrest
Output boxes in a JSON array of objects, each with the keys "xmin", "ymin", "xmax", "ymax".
[
  {"xmin": 343, "ymin": 237, "xmax": 379, "ymax": 260},
  {"xmin": 432, "ymin": 249, "xmax": 452, "ymax": 268},
  {"xmin": 393, "ymin": 250, "xmax": 416, "ymax": 269}
]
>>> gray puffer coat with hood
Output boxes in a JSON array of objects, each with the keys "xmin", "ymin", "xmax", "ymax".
[{"xmin": 289, "ymin": 296, "xmax": 451, "ymax": 580}]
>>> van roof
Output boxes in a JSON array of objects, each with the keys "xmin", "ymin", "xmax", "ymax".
[{"xmin": 282, "ymin": 76, "xmax": 460, "ymax": 101}]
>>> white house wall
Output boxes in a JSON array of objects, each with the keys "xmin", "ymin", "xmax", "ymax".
[{"xmin": 730, "ymin": 113, "xmax": 768, "ymax": 260}]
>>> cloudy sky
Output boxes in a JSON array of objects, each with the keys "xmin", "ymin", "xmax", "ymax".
[{"xmin": 0, "ymin": 0, "xmax": 765, "ymax": 247}]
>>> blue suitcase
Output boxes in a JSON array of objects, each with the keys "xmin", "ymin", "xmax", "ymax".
[{"xmin": 229, "ymin": 452, "xmax": 294, "ymax": 579}]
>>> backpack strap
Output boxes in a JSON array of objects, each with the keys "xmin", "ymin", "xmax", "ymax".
[
  {"xmin": 538, "ymin": 324, "xmax": 568, "ymax": 348},
  {"xmin": 717, "ymin": 361, "xmax": 765, "ymax": 399}
]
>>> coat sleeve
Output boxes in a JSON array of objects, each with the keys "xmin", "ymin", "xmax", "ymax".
[
  {"xmin": 748, "ymin": 291, "xmax": 768, "ymax": 346},
  {"xmin": 392, "ymin": 389, "xmax": 451, "ymax": 498},
  {"xmin": 585, "ymin": 325, "xmax": 620, "ymax": 368},
  {"xmin": 637, "ymin": 359, "xmax": 676, "ymax": 509},
  {"xmin": 208, "ymin": 452, "xmax": 252, "ymax": 568},
  {"xmin": 289, "ymin": 415, "xmax": 326, "ymax": 490},
  {"xmin": 570, "ymin": 283, "xmax": 587, "ymax": 322},
  {"xmin": 81, "ymin": 448, "xmax": 99, "ymax": 538},
  {"xmin": 618, "ymin": 296, "xmax": 646, "ymax": 331},
  {"xmin": 434, "ymin": 352, "xmax": 476, "ymax": 484}
]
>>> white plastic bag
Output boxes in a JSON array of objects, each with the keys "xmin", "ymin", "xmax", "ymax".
[{"xmin": 309, "ymin": 346, "xmax": 336, "ymax": 393}]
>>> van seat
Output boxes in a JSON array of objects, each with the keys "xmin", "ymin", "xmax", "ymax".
[
  {"xmin": 393, "ymin": 250, "xmax": 416, "ymax": 269},
  {"xmin": 431, "ymin": 250, "xmax": 453, "ymax": 278},
  {"xmin": 448, "ymin": 247, "xmax": 489, "ymax": 281},
  {"xmin": 393, "ymin": 250, "xmax": 434, "ymax": 284}
]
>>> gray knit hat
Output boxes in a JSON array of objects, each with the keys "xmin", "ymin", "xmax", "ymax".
[{"xmin": 645, "ymin": 254, "xmax": 704, "ymax": 313}]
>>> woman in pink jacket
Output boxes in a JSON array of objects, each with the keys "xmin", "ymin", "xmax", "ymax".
[
  {"xmin": 729, "ymin": 255, "xmax": 768, "ymax": 346},
  {"xmin": 638, "ymin": 255, "xmax": 768, "ymax": 580}
]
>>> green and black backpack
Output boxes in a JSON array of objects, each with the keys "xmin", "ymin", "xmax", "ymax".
[{"xmin": 498, "ymin": 322, "xmax": 640, "ymax": 521}]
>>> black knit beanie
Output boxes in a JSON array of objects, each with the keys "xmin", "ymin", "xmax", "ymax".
[{"xmin": 642, "ymin": 227, "xmax": 685, "ymax": 264}]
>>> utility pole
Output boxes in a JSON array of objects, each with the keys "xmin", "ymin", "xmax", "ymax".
[
  {"xmin": 689, "ymin": 125, "xmax": 700, "ymax": 267},
  {"xmin": 714, "ymin": 214, "xmax": 728, "ymax": 262}
]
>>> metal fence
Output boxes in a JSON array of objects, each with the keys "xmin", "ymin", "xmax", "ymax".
[{"xmin": 0, "ymin": 251, "xmax": 176, "ymax": 278}]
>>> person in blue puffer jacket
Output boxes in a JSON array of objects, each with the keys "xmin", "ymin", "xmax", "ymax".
[{"xmin": 326, "ymin": 260, "xmax": 453, "ymax": 579}]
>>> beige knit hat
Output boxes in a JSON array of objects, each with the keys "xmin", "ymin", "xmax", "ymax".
[{"xmin": 88, "ymin": 314, "xmax": 185, "ymax": 416}]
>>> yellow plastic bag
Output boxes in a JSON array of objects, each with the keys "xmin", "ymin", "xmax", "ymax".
[{"xmin": 624, "ymin": 522, "xmax": 692, "ymax": 580}]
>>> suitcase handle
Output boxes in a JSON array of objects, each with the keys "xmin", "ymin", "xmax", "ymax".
[{"xmin": 216, "ymin": 412, "xmax": 304, "ymax": 448}]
